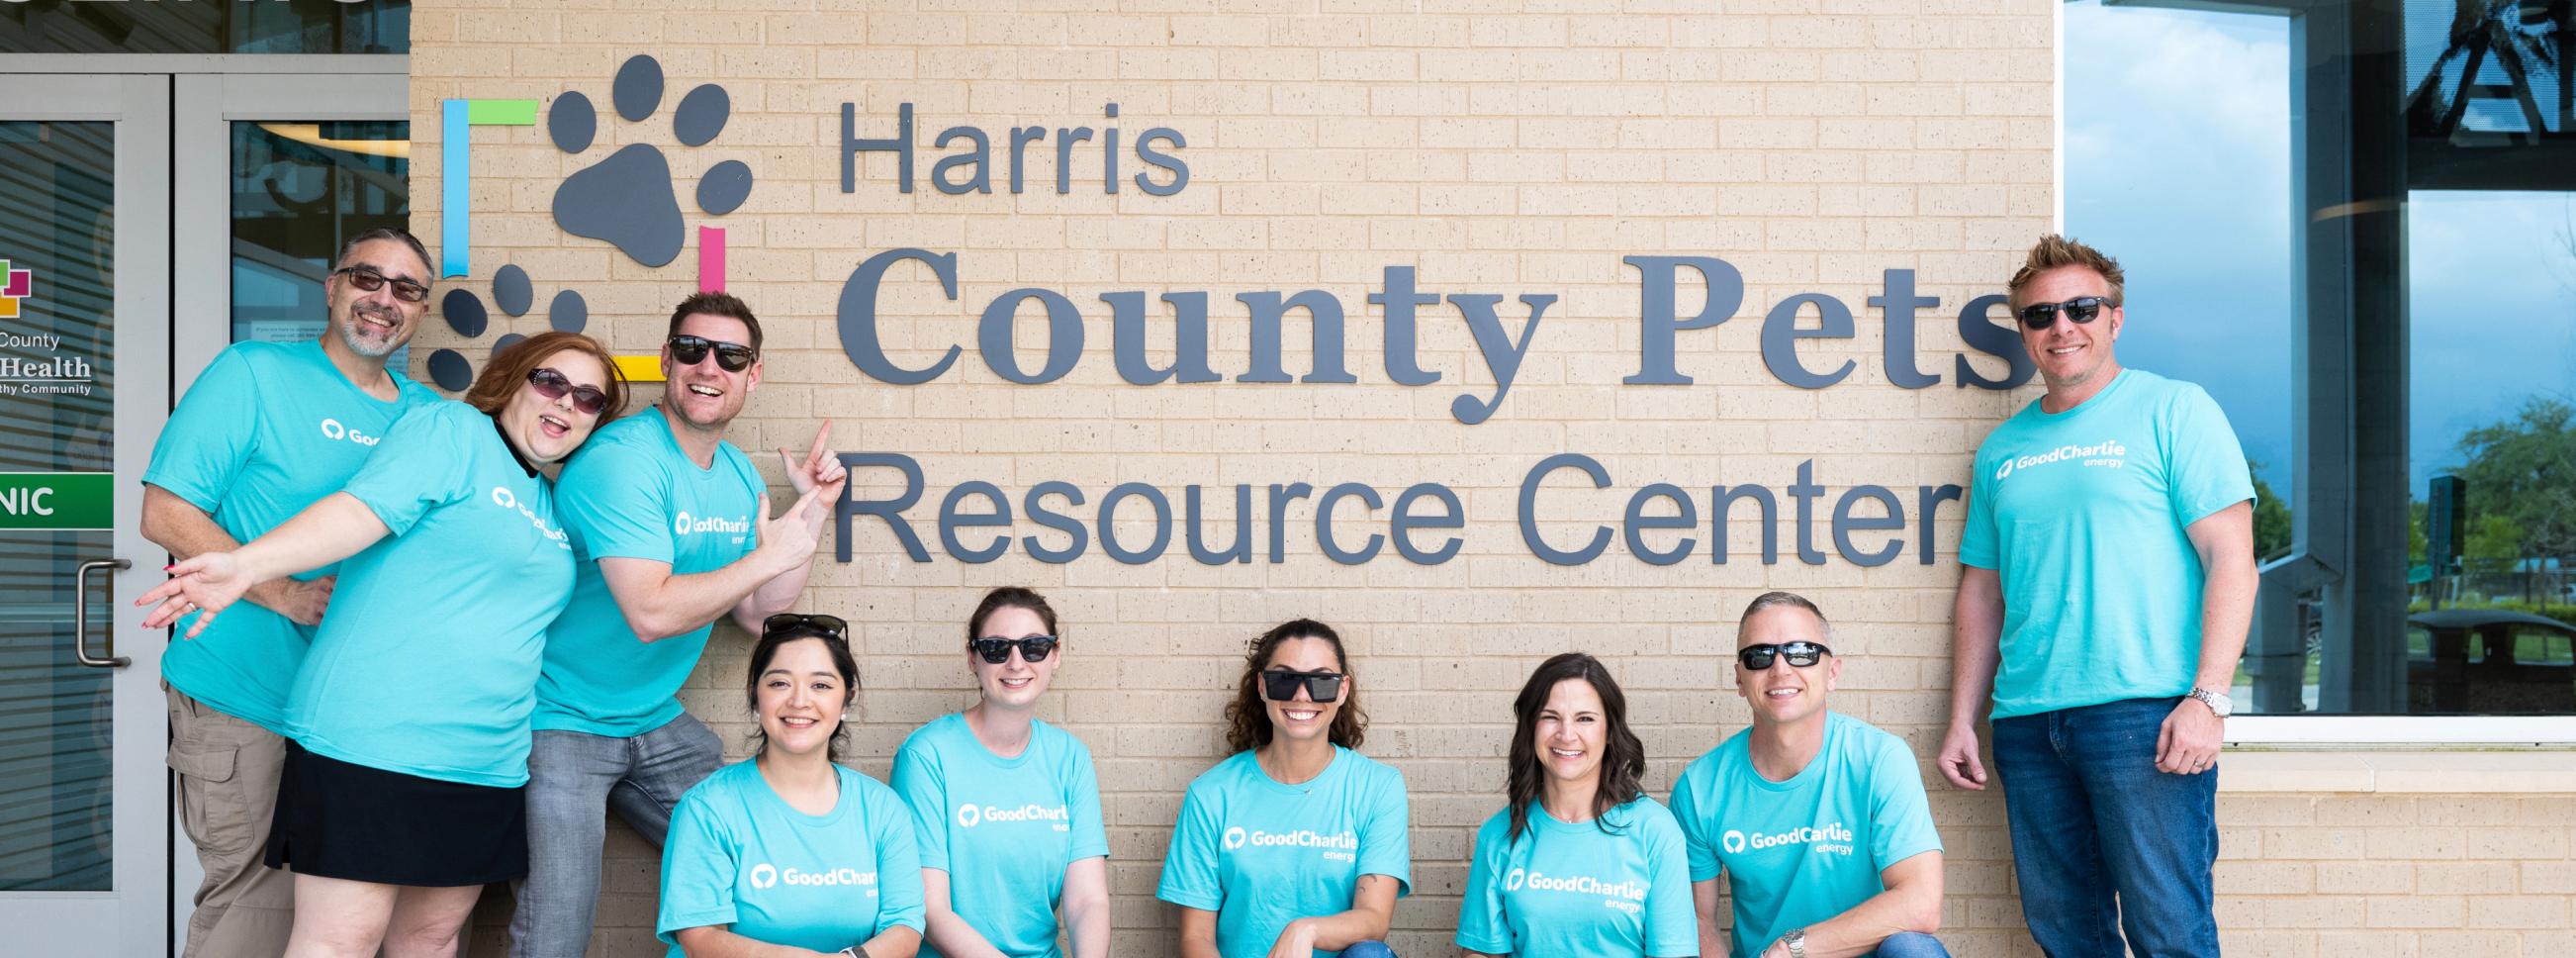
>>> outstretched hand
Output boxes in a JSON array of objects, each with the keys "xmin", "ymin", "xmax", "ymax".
[{"xmin": 137, "ymin": 552, "xmax": 253, "ymax": 640}]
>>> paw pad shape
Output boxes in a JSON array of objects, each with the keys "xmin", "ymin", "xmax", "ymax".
[
  {"xmin": 549, "ymin": 54, "xmax": 752, "ymax": 268},
  {"xmin": 424, "ymin": 263, "xmax": 589, "ymax": 391}
]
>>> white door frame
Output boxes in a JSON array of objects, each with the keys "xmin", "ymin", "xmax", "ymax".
[{"xmin": 0, "ymin": 71, "xmax": 174, "ymax": 958}]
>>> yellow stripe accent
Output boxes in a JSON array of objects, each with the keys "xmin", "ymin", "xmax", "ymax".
[{"xmin": 612, "ymin": 354, "xmax": 664, "ymax": 382}]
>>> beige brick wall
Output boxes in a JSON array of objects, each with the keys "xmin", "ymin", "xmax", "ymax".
[{"xmin": 405, "ymin": 1, "xmax": 2576, "ymax": 955}]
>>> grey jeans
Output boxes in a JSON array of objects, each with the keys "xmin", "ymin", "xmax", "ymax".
[{"xmin": 506, "ymin": 713, "xmax": 724, "ymax": 958}]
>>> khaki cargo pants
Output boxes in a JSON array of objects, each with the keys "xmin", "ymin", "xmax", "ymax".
[{"xmin": 164, "ymin": 684, "xmax": 294, "ymax": 958}]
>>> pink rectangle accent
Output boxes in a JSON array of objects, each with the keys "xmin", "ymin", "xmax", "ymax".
[
  {"xmin": 698, "ymin": 227, "xmax": 725, "ymax": 292},
  {"xmin": 4, "ymin": 269, "xmax": 29, "ymax": 298}
]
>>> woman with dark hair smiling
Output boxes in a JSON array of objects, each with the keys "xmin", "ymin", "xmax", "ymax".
[
  {"xmin": 658, "ymin": 615, "xmax": 925, "ymax": 958},
  {"xmin": 137, "ymin": 331, "xmax": 626, "ymax": 958},
  {"xmin": 1157, "ymin": 619, "xmax": 1409, "ymax": 958},
  {"xmin": 1456, "ymin": 653, "xmax": 1695, "ymax": 958},
  {"xmin": 892, "ymin": 587, "xmax": 1111, "ymax": 958}
]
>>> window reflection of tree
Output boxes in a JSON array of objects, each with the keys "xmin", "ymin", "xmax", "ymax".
[{"xmin": 2406, "ymin": 0, "xmax": 2572, "ymax": 141}]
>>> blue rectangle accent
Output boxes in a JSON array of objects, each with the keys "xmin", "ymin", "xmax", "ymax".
[{"xmin": 442, "ymin": 99, "xmax": 469, "ymax": 278}]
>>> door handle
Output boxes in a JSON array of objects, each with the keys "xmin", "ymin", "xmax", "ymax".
[{"xmin": 73, "ymin": 558, "xmax": 131, "ymax": 668}]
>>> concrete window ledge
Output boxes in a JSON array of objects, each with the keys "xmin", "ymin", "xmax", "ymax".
[{"xmin": 2218, "ymin": 749, "xmax": 2576, "ymax": 793}]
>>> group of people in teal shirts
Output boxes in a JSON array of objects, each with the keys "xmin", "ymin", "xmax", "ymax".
[
  {"xmin": 136, "ymin": 227, "xmax": 1955, "ymax": 958},
  {"xmin": 641, "ymin": 586, "xmax": 1952, "ymax": 958}
]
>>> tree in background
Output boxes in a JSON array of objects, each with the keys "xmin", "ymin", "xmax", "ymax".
[{"xmin": 2454, "ymin": 396, "xmax": 2576, "ymax": 564}]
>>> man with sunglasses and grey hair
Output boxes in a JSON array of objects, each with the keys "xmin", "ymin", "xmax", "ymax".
[
  {"xmin": 1669, "ymin": 592, "xmax": 1949, "ymax": 958},
  {"xmin": 142, "ymin": 227, "xmax": 443, "ymax": 957},
  {"xmin": 509, "ymin": 291, "xmax": 848, "ymax": 957},
  {"xmin": 1939, "ymin": 235, "xmax": 2255, "ymax": 957}
]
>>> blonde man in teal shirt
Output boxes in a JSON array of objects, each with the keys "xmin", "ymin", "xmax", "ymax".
[
  {"xmin": 1939, "ymin": 235, "xmax": 2255, "ymax": 958},
  {"xmin": 1670, "ymin": 593, "xmax": 1947, "ymax": 958}
]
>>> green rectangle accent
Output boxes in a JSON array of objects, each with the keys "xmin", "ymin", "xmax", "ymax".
[
  {"xmin": 0, "ymin": 473, "xmax": 113, "ymax": 530},
  {"xmin": 466, "ymin": 99, "xmax": 539, "ymax": 125}
]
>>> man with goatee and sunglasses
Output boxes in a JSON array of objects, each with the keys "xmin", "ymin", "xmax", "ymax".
[
  {"xmin": 509, "ymin": 291, "xmax": 848, "ymax": 958},
  {"xmin": 142, "ymin": 227, "xmax": 444, "ymax": 958},
  {"xmin": 1669, "ymin": 592, "xmax": 1948, "ymax": 958},
  {"xmin": 1939, "ymin": 235, "xmax": 2256, "ymax": 958}
]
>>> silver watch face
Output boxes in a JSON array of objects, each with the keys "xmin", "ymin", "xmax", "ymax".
[{"xmin": 2191, "ymin": 688, "xmax": 2233, "ymax": 717}]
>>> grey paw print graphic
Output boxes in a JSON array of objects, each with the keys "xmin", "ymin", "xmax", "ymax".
[
  {"xmin": 548, "ymin": 54, "xmax": 754, "ymax": 267},
  {"xmin": 422, "ymin": 263, "xmax": 589, "ymax": 391}
]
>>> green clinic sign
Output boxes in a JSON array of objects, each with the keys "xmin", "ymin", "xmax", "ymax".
[{"xmin": 0, "ymin": 473, "xmax": 112, "ymax": 530}]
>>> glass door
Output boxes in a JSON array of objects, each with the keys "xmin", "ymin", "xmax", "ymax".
[{"xmin": 0, "ymin": 74, "xmax": 174, "ymax": 954}]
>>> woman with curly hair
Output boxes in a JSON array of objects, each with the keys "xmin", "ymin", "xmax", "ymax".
[{"xmin": 1156, "ymin": 620, "xmax": 1407, "ymax": 958}]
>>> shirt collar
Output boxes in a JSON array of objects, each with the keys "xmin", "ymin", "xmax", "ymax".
[{"xmin": 489, "ymin": 411, "xmax": 541, "ymax": 478}]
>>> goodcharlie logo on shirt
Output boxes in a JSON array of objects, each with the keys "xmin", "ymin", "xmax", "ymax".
[
  {"xmin": 1221, "ymin": 825, "xmax": 1358, "ymax": 863},
  {"xmin": 955, "ymin": 802, "xmax": 1070, "ymax": 831},
  {"xmin": 318, "ymin": 418, "xmax": 383, "ymax": 446},
  {"xmin": 1721, "ymin": 821, "xmax": 1856, "ymax": 857},
  {"xmin": 490, "ymin": 486, "xmax": 572, "ymax": 549},
  {"xmin": 1504, "ymin": 867, "xmax": 1649, "ymax": 914},
  {"xmin": 1992, "ymin": 439, "xmax": 2128, "ymax": 481},
  {"xmin": 746, "ymin": 861, "xmax": 878, "ymax": 895},
  {"xmin": 674, "ymin": 511, "xmax": 751, "ymax": 538}
]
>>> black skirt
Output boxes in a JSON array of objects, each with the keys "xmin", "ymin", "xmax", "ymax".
[{"xmin": 264, "ymin": 740, "xmax": 528, "ymax": 887}]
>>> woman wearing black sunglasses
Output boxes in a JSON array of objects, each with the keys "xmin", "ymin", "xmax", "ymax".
[
  {"xmin": 888, "ymin": 587, "xmax": 1111, "ymax": 958},
  {"xmin": 1156, "ymin": 620, "xmax": 1408, "ymax": 958},
  {"xmin": 660, "ymin": 614, "xmax": 926, "ymax": 958},
  {"xmin": 138, "ymin": 331, "xmax": 626, "ymax": 957}
]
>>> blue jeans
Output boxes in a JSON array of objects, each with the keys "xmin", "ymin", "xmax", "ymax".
[
  {"xmin": 1875, "ymin": 931, "xmax": 1953, "ymax": 957},
  {"xmin": 1992, "ymin": 697, "xmax": 2220, "ymax": 958},
  {"xmin": 506, "ymin": 714, "xmax": 724, "ymax": 958}
]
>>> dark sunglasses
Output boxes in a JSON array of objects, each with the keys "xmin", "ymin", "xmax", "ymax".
[
  {"xmin": 333, "ymin": 265, "xmax": 429, "ymax": 303},
  {"xmin": 764, "ymin": 613, "xmax": 848, "ymax": 638},
  {"xmin": 1738, "ymin": 640, "xmax": 1833, "ymax": 671},
  {"xmin": 2015, "ymin": 296, "xmax": 2111, "ymax": 330},
  {"xmin": 1260, "ymin": 668, "xmax": 1344, "ymax": 704},
  {"xmin": 526, "ymin": 367, "xmax": 609, "ymax": 417},
  {"xmin": 970, "ymin": 634, "xmax": 1059, "ymax": 664},
  {"xmin": 668, "ymin": 335, "xmax": 757, "ymax": 372}
]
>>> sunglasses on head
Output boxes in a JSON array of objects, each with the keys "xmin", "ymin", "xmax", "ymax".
[
  {"xmin": 668, "ymin": 335, "xmax": 757, "ymax": 372},
  {"xmin": 2015, "ymin": 296, "xmax": 2111, "ymax": 330},
  {"xmin": 970, "ymin": 634, "xmax": 1059, "ymax": 664},
  {"xmin": 1738, "ymin": 640, "xmax": 1832, "ymax": 671},
  {"xmin": 333, "ymin": 265, "xmax": 429, "ymax": 303},
  {"xmin": 764, "ymin": 613, "xmax": 847, "ymax": 638},
  {"xmin": 526, "ymin": 367, "xmax": 609, "ymax": 417},
  {"xmin": 1260, "ymin": 668, "xmax": 1344, "ymax": 704}
]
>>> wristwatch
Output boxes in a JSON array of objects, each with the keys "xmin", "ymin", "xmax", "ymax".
[
  {"xmin": 1782, "ymin": 928, "xmax": 1807, "ymax": 958},
  {"xmin": 2186, "ymin": 687, "xmax": 2233, "ymax": 718}
]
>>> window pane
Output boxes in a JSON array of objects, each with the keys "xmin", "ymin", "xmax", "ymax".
[
  {"xmin": 2068, "ymin": 0, "xmax": 2576, "ymax": 717},
  {"xmin": 230, "ymin": 120, "xmax": 411, "ymax": 373},
  {"xmin": 0, "ymin": 0, "xmax": 409, "ymax": 55}
]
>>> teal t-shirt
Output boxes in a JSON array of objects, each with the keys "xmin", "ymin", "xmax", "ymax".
[
  {"xmin": 1960, "ymin": 368, "xmax": 2254, "ymax": 718},
  {"xmin": 890, "ymin": 713, "xmax": 1111, "ymax": 958},
  {"xmin": 281, "ymin": 401, "xmax": 576, "ymax": 787},
  {"xmin": 1669, "ymin": 713, "xmax": 1944, "ymax": 958},
  {"xmin": 658, "ymin": 760, "xmax": 929, "ymax": 957},
  {"xmin": 145, "ymin": 339, "xmax": 436, "ymax": 733},
  {"xmin": 1157, "ymin": 747, "xmax": 1412, "ymax": 958},
  {"xmin": 1454, "ymin": 798, "xmax": 1698, "ymax": 958},
  {"xmin": 536, "ymin": 409, "xmax": 762, "ymax": 736}
]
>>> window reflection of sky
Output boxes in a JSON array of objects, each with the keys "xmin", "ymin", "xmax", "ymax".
[
  {"xmin": 2065, "ymin": 2, "xmax": 2292, "ymax": 489},
  {"xmin": 2069, "ymin": 1, "xmax": 2576, "ymax": 497}
]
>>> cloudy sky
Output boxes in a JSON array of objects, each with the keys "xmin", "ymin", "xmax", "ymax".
[{"xmin": 2065, "ymin": 0, "xmax": 2576, "ymax": 498}]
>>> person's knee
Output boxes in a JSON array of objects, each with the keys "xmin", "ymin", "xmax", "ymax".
[
  {"xmin": 1340, "ymin": 941, "xmax": 1397, "ymax": 958},
  {"xmin": 1874, "ymin": 930, "xmax": 1952, "ymax": 958}
]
